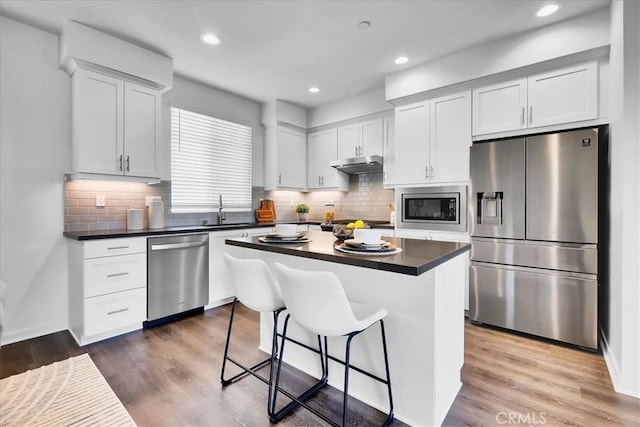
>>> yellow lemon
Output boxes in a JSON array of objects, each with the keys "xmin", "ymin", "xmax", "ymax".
[
  {"xmin": 354, "ymin": 219, "xmax": 365, "ymax": 228},
  {"xmin": 346, "ymin": 222, "xmax": 356, "ymax": 228}
]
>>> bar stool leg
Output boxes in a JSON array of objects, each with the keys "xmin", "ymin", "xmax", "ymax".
[
  {"xmin": 221, "ymin": 298, "xmax": 279, "ymax": 386},
  {"xmin": 269, "ymin": 314, "xmax": 329, "ymax": 423},
  {"xmin": 343, "ymin": 333, "xmax": 356, "ymax": 427},
  {"xmin": 380, "ymin": 319, "xmax": 394, "ymax": 426}
]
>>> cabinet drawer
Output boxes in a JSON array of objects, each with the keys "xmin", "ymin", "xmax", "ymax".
[
  {"xmin": 84, "ymin": 253, "xmax": 147, "ymax": 297},
  {"xmin": 84, "ymin": 287, "xmax": 146, "ymax": 337},
  {"xmin": 84, "ymin": 237, "xmax": 146, "ymax": 258}
]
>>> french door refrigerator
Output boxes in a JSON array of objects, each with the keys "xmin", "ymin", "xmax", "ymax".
[{"xmin": 469, "ymin": 127, "xmax": 607, "ymax": 350}]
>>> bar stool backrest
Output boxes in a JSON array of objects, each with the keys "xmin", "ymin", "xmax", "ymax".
[
  {"xmin": 274, "ymin": 262, "xmax": 360, "ymax": 337},
  {"xmin": 224, "ymin": 253, "xmax": 285, "ymax": 313}
]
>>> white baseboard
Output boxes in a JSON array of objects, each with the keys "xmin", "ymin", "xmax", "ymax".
[
  {"xmin": 600, "ymin": 328, "xmax": 640, "ymax": 398},
  {"xmin": 0, "ymin": 322, "xmax": 67, "ymax": 346}
]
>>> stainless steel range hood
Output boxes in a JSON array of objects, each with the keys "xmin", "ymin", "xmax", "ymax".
[{"xmin": 330, "ymin": 155, "xmax": 383, "ymax": 174}]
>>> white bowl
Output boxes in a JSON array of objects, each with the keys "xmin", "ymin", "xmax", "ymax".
[
  {"xmin": 275, "ymin": 223, "xmax": 298, "ymax": 236},
  {"xmin": 353, "ymin": 228, "xmax": 382, "ymax": 244}
]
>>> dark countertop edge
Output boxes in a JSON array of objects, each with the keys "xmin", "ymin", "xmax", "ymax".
[
  {"xmin": 64, "ymin": 223, "xmax": 276, "ymax": 241},
  {"xmin": 63, "ymin": 220, "xmax": 394, "ymax": 240},
  {"xmin": 225, "ymin": 238, "xmax": 470, "ymax": 276}
]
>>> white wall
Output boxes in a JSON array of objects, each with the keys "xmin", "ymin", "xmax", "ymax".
[
  {"xmin": 0, "ymin": 16, "xmax": 70, "ymax": 344},
  {"xmin": 386, "ymin": 7, "xmax": 610, "ymax": 101},
  {"xmin": 161, "ymin": 75, "xmax": 265, "ymax": 186},
  {"xmin": 602, "ymin": 0, "xmax": 640, "ymax": 398},
  {"xmin": 307, "ymin": 87, "xmax": 393, "ymax": 128}
]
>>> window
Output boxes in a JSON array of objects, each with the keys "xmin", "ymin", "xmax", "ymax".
[{"xmin": 171, "ymin": 107, "xmax": 252, "ymax": 213}]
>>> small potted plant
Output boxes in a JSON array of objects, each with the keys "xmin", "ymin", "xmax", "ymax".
[{"xmin": 294, "ymin": 203, "xmax": 309, "ymax": 222}]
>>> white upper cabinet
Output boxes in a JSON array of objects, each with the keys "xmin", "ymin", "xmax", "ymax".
[
  {"xmin": 394, "ymin": 90, "xmax": 471, "ymax": 186},
  {"xmin": 472, "ymin": 78, "xmax": 527, "ymax": 135},
  {"xmin": 307, "ymin": 128, "xmax": 348, "ymax": 190},
  {"xmin": 264, "ymin": 124, "xmax": 307, "ymax": 190},
  {"xmin": 71, "ymin": 68, "xmax": 160, "ymax": 180},
  {"xmin": 527, "ymin": 61, "xmax": 598, "ymax": 128},
  {"xmin": 430, "ymin": 91, "xmax": 472, "ymax": 184},
  {"xmin": 395, "ymin": 101, "xmax": 430, "ymax": 185},
  {"xmin": 472, "ymin": 60, "xmax": 598, "ymax": 136},
  {"xmin": 338, "ymin": 118, "xmax": 384, "ymax": 158}
]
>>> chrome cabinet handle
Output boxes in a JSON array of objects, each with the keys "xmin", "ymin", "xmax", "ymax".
[
  {"xmin": 126, "ymin": 155, "xmax": 130, "ymax": 172},
  {"xmin": 529, "ymin": 106, "xmax": 533, "ymax": 124},
  {"xmin": 425, "ymin": 165, "xmax": 429, "ymax": 180},
  {"xmin": 521, "ymin": 107, "xmax": 525, "ymax": 126},
  {"xmin": 430, "ymin": 165, "xmax": 434, "ymax": 179},
  {"xmin": 107, "ymin": 272, "xmax": 129, "ymax": 278},
  {"xmin": 107, "ymin": 246, "xmax": 129, "ymax": 250},
  {"xmin": 119, "ymin": 155, "xmax": 123, "ymax": 171},
  {"xmin": 107, "ymin": 308, "xmax": 129, "ymax": 315},
  {"xmin": 278, "ymin": 174, "xmax": 282, "ymax": 185}
]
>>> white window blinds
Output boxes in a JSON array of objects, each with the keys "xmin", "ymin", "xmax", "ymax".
[{"xmin": 171, "ymin": 107, "xmax": 252, "ymax": 213}]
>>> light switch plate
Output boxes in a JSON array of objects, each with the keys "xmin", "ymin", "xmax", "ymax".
[
  {"xmin": 96, "ymin": 194, "xmax": 106, "ymax": 207},
  {"xmin": 145, "ymin": 196, "xmax": 161, "ymax": 207}
]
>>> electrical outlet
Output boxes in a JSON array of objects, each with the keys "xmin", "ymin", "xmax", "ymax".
[
  {"xmin": 145, "ymin": 196, "xmax": 161, "ymax": 207},
  {"xmin": 96, "ymin": 194, "xmax": 106, "ymax": 207}
]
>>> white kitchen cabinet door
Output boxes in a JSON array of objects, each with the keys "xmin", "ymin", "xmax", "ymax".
[
  {"xmin": 307, "ymin": 128, "xmax": 348, "ymax": 190},
  {"xmin": 472, "ymin": 78, "xmax": 527, "ymax": 136},
  {"xmin": 395, "ymin": 101, "xmax": 430, "ymax": 185},
  {"xmin": 360, "ymin": 118, "xmax": 384, "ymax": 156},
  {"xmin": 276, "ymin": 126, "xmax": 307, "ymax": 189},
  {"xmin": 337, "ymin": 124, "xmax": 360, "ymax": 159},
  {"xmin": 527, "ymin": 61, "xmax": 597, "ymax": 128},
  {"xmin": 338, "ymin": 119, "xmax": 383, "ymax": 159},
  {"xmin": 429, "ymin": 91, "xmax": 471, "ymax": 184},
  {"xmin": 383, "ymin": 116, "xmax": 395, "ymax": 186},
  {"xmin": 72, "ymin": 68, "xmax": 160, "ymax": 180},
  {"xmin": 123, "ymin": 82, "xmax": 160, "ymax": 178},
  {"xmin": 73, "ymin": 69, "xmax": 124, "ymax": 175}
]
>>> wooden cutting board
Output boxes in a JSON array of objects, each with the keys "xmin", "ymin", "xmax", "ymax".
[{"xmin": 255, "ymin": 199, "xmax": 276, "ymax": 222}]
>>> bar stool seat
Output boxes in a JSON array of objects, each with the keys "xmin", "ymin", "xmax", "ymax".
[{"xmin": 272, "ymin": 262, "xmax": 394, "ymax": 427}]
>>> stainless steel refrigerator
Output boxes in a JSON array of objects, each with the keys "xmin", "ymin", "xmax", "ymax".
[{"xmin": 469, "ymin": 127, "xmax": 607, "ymax": 350}]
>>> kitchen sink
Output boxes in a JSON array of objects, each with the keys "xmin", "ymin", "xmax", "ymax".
[{"xmin": 200, "ymin": 222, "xmax": 255, "ymax": 229}]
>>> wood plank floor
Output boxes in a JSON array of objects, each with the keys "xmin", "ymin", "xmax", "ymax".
[{"xmin": 1, "ymin": 304, "xmax": 638, "ymax": 426}]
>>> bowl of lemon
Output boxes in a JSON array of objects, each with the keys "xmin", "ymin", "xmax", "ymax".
[{"xmin": 333, "ymin": 219, "xmax": 369, "ymax": 240}]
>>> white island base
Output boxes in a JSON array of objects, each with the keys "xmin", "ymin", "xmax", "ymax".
[{"xmin": 240, "ymin": 247, "xmax": 467, "ymax": 427}]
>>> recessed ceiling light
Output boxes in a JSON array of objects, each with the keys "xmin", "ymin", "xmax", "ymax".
[
  {"xmin": 200, "ymin": 33, "xmax": 222, "ymax": 45},
  {"xmin": 309, "ymin": 87, "xmax": 320, "ymax": 93},
  {"xmin": 536, "ymin": 4, "xmax": 560, "ymax": 17},
  {"xmin": 395, "ymin": 56, "xmax": 409, "ymax": 65}
]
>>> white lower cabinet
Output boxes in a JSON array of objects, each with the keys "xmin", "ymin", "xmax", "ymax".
[
  {"xmin": 208, "ymin": 227, "xmax": 271, "ymax": 304},
  {"xmin": 68, "ymin": 237, "xmax": 147, "ymax": 346}
]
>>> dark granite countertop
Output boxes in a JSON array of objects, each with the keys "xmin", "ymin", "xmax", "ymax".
[
  {"xmin": 63, "ymin": 220, "xmax": 394, "ymax": 240},
  {"xmin": 225, "ymin": 231, "xmax": 470, "ymax": 276}
]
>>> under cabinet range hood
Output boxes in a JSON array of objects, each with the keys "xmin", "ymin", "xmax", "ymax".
[{"xmin": 330, "ymin": 155, "xmax": 383, "ymax": 174}]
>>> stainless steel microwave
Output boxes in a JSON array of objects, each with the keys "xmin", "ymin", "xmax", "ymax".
[{"xmin": 396, "ymin": 186, "xmax": 467, "ymax": 231}]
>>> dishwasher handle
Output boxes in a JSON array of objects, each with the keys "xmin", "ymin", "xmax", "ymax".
[{"xmin": 150, "ymin": 241, "xmax": 208, "ymax": 251}]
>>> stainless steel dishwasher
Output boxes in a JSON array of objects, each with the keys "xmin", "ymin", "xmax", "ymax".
[{"xmin": 147, "ymin": 233, "xmax": 209, "ymax": 322}]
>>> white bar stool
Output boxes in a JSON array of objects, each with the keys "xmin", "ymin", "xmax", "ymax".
[
  {"xmin": 272, "ymin": 262, "xmax": 394, "ymax": 427},
  {"xmin": 221, "ymin": 254, "xmax": 285, "ymax": 397},
  {"xmin": 222, "ymin": 254, "xmax": 327, "ymax": 420}
]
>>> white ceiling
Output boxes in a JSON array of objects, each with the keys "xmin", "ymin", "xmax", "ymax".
[{"xmin": 0, "ymin": 0, "xmax": 610, "ymax": 109}]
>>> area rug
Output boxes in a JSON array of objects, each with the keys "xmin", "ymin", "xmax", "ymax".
[{"xmin": 0, "ymin": 353, "xmax": 136, "ymax": 426}]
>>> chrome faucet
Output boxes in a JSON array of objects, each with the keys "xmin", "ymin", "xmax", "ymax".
[{"xmin": 217, "ymin": 194, "xmax": 226, "ymax": 225}]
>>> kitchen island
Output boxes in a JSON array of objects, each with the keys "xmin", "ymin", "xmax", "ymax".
[{"xmin": 226, "ymin": 231, "xmax": 470, "ymax": 426}]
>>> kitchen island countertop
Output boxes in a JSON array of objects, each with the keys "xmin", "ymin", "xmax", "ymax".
[{"xmin": 226, "ymin": 230, "xmax": 469, "ymax": 276}]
